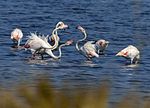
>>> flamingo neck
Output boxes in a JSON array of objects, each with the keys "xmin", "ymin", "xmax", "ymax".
[
  {"xmin": 46, "ymin": 43, "xmax": 66, "ymax": 59},
  {"xmin": 54, "ymin": 23, "xmax": 60, "ymax": 36},
  {"xmin": 57, "ymin": 43, "xmax": 66, "ymax": 58},
  {"xmin": 51, "ymin": 27, "xmax": 59, "ymax": 50},
  {"xmin": 76, "ymin": 31, "xmax": 87, "ymax": 51}
]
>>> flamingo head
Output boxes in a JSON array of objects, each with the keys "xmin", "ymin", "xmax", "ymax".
[
  {"xmin": 116, "ymin": 50, "xmax": 128, "ymax": 57},
  {"xmin": 65, "ymin": 39, "xmax": 73, "ymax": 45},
  {"xmin": 56, "ymin": 21, "xmax": 68, "ymax": 29},
  {"xmin": 24, "ymin": 44, "xmax": 30, "ymax": 48},
  {"xmin": 96, "ymin": 39, "xmax": 109, "ymax": 48},
  {"xmin": 77, "ymin": 26, "xmax": 86, "ymax": 33}
]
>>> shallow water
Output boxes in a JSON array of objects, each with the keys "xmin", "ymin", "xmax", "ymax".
[{"xmin": 0, "ymin": 0, "xmax": 150, "ymax": 103}]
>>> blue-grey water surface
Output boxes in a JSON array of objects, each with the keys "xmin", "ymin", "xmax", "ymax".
[{"xmin": 0, "ymin": 0, "xmax": 150, "ymax": 104}]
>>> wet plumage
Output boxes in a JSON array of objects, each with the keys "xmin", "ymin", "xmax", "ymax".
[{"xmin": 24, "ymin": 21, "xmax": 68, "ymax": 59}]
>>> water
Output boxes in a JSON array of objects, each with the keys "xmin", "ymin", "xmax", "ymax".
[{"xmin": 0, "ymin": 0, "xmax": 150, "ymax": 103}]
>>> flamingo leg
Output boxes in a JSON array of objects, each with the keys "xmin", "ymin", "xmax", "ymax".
[
  {"xmin": 87, "ymin": 57, "xmax": 92, "ymax": 61},
  {"xmin": 41, "ymin": 54, "xmax": 44, "ymax": 60},
  {"xmin": 34, "ymin": 47, "xmax": 45, "ymax": 60},
  {"xmin": 133, "ymin": 57, "xmax": 138, "ymax": 64},
  {"xmin": 31, "ymin": 54, "xmax": 36, "ymax": 60},
  {"xmin": 17, "ymin": 39, "xmax": 21, "ymax": 47},
  {"xmin": 131, "ymin": 58, "xmax": 134, "ymax": 64},
  {"xmin": 135, "ymin": 59, "xmax": 138, "ymax": 64}
]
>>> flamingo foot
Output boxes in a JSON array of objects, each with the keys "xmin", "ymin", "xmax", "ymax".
[{"xmin": 31, "ymin": 54, "xmax": 36, "ymax": 60}]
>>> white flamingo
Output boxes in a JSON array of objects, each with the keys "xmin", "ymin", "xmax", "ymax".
[
  {"xmin": 35, "ymin": 22, "xmax": 68, "ymax": 58},
  {"xmin": 76, "ymin": 26, "xmax": 99, "ymax": 60},
  {"xmin": 11, "ymin": 28, "xmax": 23, "ymax": 47},
  {"xmin": 24, "ymin": 33, "xmax": 53, "ymax": 55},
  {"xmin": 116, "ymin": 45, "xmax": 140, "ymax": 64},
  {"xmin": 24, "ymin": 22, "xmax": 68, "ymax": 59}
]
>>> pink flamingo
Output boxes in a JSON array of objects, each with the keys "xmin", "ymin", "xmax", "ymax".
[
  {"xmin": 11, "ymin": 28, "xmax": 23, "ymax": 47},
  {"xmin": 116, "ymin": 45, "xmax": 140, "ymax": 64}
]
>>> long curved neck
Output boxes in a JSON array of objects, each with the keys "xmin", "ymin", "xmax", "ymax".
[
  {"xmin": 54, "ymin": 23, "xmax": 59, "ymax": 39},
  {"xmin": 52, "ymin": 27, "xmax": 58, "ymax": 36},
  {"xmin": 54, "ymin": 27, "xmax": 58, "ymax": 36},
  {"xmin": 50, "ymin": 27, "xmax": 59, "ymax": 50},
  {"xmin": 56, "ymin": 44, "xmax": 66, "ymax": 58},
  {"xmin": 45, "ymin": 43, "xmax": 66, "ymax": 59},
  {"xmin": 76, "ymin": 31, "xmax": 87, "ymax": 51}
]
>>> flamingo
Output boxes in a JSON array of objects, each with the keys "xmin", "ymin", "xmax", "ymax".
[
  {"xmin": 116, "ymin": 45, "xmax": 140, "ymax": 64},
  {"xmin": 76, "ymin": 26, "xmax": 99, "ymax": 60},
  {"xmin": 24, "ymin": 22, "xmax": 68, "ymax": 59},
  {"xmin": 10, "ymin": 28, "xmax": 23, "ymax": 47},
  {"xmin": 24, "ymin": 33, "xmax": 53, "ymax": 54}
]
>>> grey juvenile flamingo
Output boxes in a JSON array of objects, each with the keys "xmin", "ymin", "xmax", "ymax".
[
  {"xmin": 76, "ymin": 26, "xmax": 109, "ymax": 60},
  {"xmin": 76, "ymin": 26, "xmax": 99, "ymax": 60}
]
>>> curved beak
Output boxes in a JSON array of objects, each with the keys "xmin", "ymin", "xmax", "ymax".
[
  {"xmin": 65, "ymin": 39, "xmax": 73, "ymax": 45},
  {"xmin": 63, "ymin": 24, "xmax": 68, "ymax": 29},
  {"xmin": 11, "ymin": 36, "xmax": 14, "ymax": 40},
  {"xmin": 116, "ymin": 51, "xmax": 123, "ymax": 56},
  {"xmin": 106, "ymin": 41, "xmax": 109, "ymax": 44}
]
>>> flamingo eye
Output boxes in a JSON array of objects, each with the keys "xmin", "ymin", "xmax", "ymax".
[
  {"xmin": 59, "ymin": 22, "xmax": 64, "ymax": 26},
  {"xmin": 99, "ymin": 41, "xmax": 103, "ymax": 46},
  {"xmin": 58, "ymin": 22, "xmax": 67, "ymax": 29}
]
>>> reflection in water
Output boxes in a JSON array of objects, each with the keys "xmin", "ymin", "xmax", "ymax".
[
  {"xmin": 79, "ymin": 60, "xmax": 102, "ymax": 68},
  {"xmin": 126, "ymin": 64, "xmax": 139, "ymax": 68},
  {"xmin": 26, "ymin": 57, "xmax": 62, "ymax": 65},
  {"xmin": 27, "ymin": 59, "xmax": 48, "ymax": 65}
]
